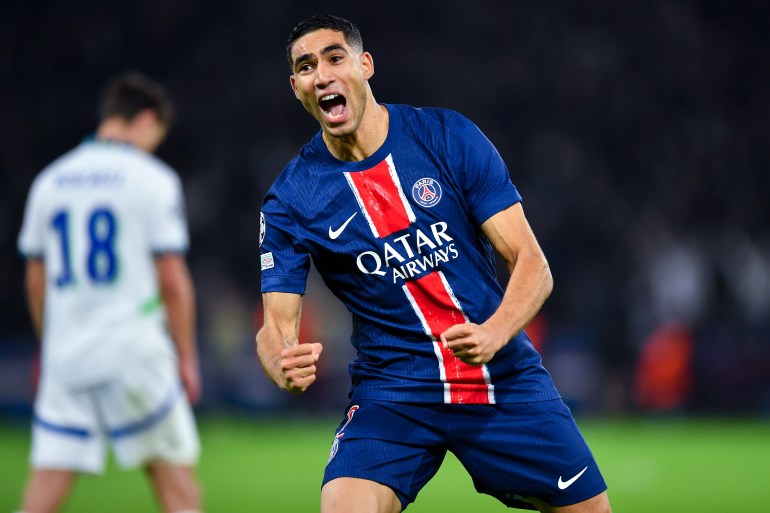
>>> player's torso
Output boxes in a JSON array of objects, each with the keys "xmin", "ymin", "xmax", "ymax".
[
  {"xmin": 274, "ymin": 107, "xmax": 516, "ymax": 403},
  {"xmin": 38, "ymin": 144, "xmax": 157, "ymax": 308},
  {"xmin": 34, "ymin": 143, "xmax": 172, "ymax": 381},
  {"xmin": 293, "ymin": 131, "xmax": 500, "ymax": 340},
  {"xmin": 265, "ymin": 105, "xmax": 561, "ymax": 404}
]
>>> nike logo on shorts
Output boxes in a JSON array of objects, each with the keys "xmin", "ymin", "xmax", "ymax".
[{"xmin": 558, "ymin": 466, "xmax": 588, "ymax": 490}]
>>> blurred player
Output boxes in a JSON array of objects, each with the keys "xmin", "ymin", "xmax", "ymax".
[
  {"xmin": 16, "ymin": 72, "xmax": 202, "ymax": 513},
  {"xmin": 257, "ymin": 14, "xmax": 612, "ymax": 513}
]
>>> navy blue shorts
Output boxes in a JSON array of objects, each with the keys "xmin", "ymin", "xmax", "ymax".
[{"xmin": 323, "ymin": 399, "xmax": 607, "ymax": 511}]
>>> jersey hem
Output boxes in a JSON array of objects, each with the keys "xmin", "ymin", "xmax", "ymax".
[{"xmin": 349, "ymin": 388, "xmax": 561, "ymax": 404}]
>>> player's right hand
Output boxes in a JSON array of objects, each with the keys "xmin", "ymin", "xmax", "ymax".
[{"xmin": 278, "ymin": 342, "xmax": 323, "ymax": 393}]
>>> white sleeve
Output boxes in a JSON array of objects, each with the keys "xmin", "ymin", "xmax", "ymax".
[
  {"xmin": 17, "ymin": 176, "xmax": 47, "ymax": 259},
  {"xmin": 147, "ymin": 170, "xmax": 189, "ymax": 255}
]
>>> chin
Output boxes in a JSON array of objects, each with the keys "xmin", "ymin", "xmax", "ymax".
[{"xmin": 324, "ymin": 123, "xmax": 356, "ymax": 138}]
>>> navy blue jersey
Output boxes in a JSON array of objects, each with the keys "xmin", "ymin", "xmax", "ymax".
[{"xmin": 260, "ymin": 104, "xmax": 559, "ymax": 404}]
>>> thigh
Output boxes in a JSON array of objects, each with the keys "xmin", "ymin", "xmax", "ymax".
[
  {"xmin": 323, "ymin": 402, "xmax": 447, "ymax": 511},
  {"xmin": 529, "ymin": 490, "xmax": 612, "ymax": 513},
  {"xmin": 31, "ymin": 377, "xmax": 107, "ymax": 473},
  {"xmin": 449, "ymin": 399, "xmax": 607, "ymax": 509},
  {"xmin": 97, "ymin": 356, "xmax": 200, "ymax": 468},
  {"xmin": 322, "ymin": 477, "xmax": 402, "ymax": 513}
]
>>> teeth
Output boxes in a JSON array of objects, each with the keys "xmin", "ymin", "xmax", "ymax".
[{"xmin": 320, "ymin": 94, "xmax": 338, "ymax": 102}]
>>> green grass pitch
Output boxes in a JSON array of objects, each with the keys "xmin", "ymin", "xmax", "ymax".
[{"xmin": 1, "ymin": 416, "xmax": 768, "ymax": 512}]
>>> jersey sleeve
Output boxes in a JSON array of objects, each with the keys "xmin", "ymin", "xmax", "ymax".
[
  {"xmin": 146, "ymin": 169, "xmax": 189, "ymax": 255},
  {"xmin": 17, "ymin": 176, "xmax": 47, "ymax": 259},
  {"xmin": 259, "ymin": 191, "xmax": 310, "ymax": 294},
  {"xmin": 445, "ymin": 112, "xmax": 522, "ymax": 226}
]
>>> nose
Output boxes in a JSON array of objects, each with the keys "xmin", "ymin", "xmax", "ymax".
[{"xmin": 314, "ymin": 61, "xmax": 334, "ymax": 88}]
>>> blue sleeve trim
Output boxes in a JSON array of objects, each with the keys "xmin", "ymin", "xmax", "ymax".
[
  {"xmin": 18, "ymin": 251, "xmax": 44, "ymax": 261},
  {"xmin": 151, "ymin": 248, "xmax": 188, "ymax": 257},
  {"xmin": 261, "ymin": 276, "xmax": 307, "ymax": 295},
  {"xmin": 475, "ymin": 194, "xmax": 521, "ymax": 226}
]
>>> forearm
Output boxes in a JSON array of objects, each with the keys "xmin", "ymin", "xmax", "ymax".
[
  {"xmin": 484, "ymin": 249, "xmax": 553, "ymax": 343},
  {"xmin": 24, "ymin": 260, "xmax": 46, "ymax": 341},
  {"xmin": 256, "ymin": 321, "xmax": 295, "ymax": 387},
  {"xmin": 164, "ymin": 287, "xmax": 197, "ymax": 365},
  {"xmin": 26, "ymin": 294, "xmax": 44, "ymax": 341},
  {"xmin": 157, "ymin": 258, "xmax": 198, "ymax": 366},
  {"xmin": 479, "ymin": 203, "xmax": 553, "ymax": 346},
  {"xmin": 256, "ymin": 291, "xmax": 318, "ymax": 392}
]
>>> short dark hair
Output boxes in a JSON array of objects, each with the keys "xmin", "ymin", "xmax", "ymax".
[
  {"xmin": 99, "ymin": 71, "xmax": 174, "ymax": 126},
  {"xmin": 286, "ymin": 14, "xmax": 363, "ymax": 68}
]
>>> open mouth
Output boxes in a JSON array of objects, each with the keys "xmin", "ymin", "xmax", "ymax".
[{"xmin": 319, "ymin": 93, "xmax": 347, "ymax": 121}]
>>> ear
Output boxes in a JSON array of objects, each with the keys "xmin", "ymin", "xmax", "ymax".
[
  {"xmin": 289, "ymin": 75, "xmax": 300, "ymax": 99},
  {"xmin": 360, "ymin": 51, "xmax": 374, "ymax": 80}
]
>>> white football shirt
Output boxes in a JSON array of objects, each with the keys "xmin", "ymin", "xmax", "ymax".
[{"xmin": 18, "ymin": 139, "xmax": 189, "ymax": 387}]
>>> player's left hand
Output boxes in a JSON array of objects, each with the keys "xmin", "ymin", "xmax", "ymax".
[
  {"xmin": 440, "ymin": 323, "xmax": 506, "ymax": 366},
  {"xmin": 179, "ymin": 359, "xmax": 202, "ymax": 404}
]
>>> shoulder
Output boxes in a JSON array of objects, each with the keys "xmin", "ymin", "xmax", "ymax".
[
  {"xmin": 26, "ymin": 145, "xmax": 83, "ymax": 194},
  {"xmin": 389, "ymin": 103, "xmax": 466, "ymax": 128},
  {"xmin": 387, "ymin": 104, "xmax": 478, "ymax": 146},
  {"xmin": 126, "ymin": 147, "xmax": 179, "ymax": 180},
  {"xmin": 111, "ymin": 146, "xmax": 182, "ymax": 193},
  {"xmin": 88, "ymin": 143, "xmax": 185, "ymax": 201},
  {"xmin": 269, "ymin": 155, "xmax": 301, "ymax": 198},
  {"xmin": 420, "ymin": 107, "xmax": 478, "ymax": 136},
  {"xmin": 267, "ymin": 135, "xmax": 323, "ymax": 199}
]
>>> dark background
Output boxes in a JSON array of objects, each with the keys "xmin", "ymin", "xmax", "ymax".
[{"xmin": 2, "ymin": 0, "xmax": 769, "ymax": 417}]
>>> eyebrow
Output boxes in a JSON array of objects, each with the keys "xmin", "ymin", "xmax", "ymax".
[{"xmin": 293, "ymin": 44, "xmax": 349, "ymax": 70}]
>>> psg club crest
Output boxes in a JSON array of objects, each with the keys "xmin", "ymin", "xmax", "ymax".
[
  {"xmin": 412, "ymin": 177, "xmax": 442, "ymax": 208},
  {"xmin": 327, "ymin": 438, "xmax": 339, "ymax": 465},
  {"xmin": 327, "ymin": 404, "xmax": 359, "ymax": 465}
]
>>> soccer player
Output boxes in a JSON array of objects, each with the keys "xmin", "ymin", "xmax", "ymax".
[
  {"xmin": 257, "ymin": 14, "xmax": 612, "ymax": 513},
  {"xmin": 16, "ymin": 72, "xmax": 202, "ymax": 513}
]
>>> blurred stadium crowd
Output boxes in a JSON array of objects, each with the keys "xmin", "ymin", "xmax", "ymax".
[{"xmin": 1, "ymin": 1, "xmax": 768, "ymax": 417}]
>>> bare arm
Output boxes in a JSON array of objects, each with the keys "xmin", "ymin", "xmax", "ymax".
[
  {"xmin": 441, "ymin": 202, "xmax": 553, "ymax": 365},
  {"xmin": 256, "ymin": 291, "xmax": 323, "ymax": 393},
  {"xmin": 24, "ymin": 259, "xmax": 46, "ymax": 341},
  {"xmin": 479, "ymin": 202, "xmax": 553, "ymax": 338},
  {"xmin": 156, "ymin": 253, "xmax": 200, "ymax": 403}
]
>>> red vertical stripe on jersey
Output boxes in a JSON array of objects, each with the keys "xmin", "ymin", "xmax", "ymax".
[
  {"xmin": 347, "ymin": 159, "xmax": 412, "ymax": 238},
  {"xmin": 405, "ymin": 272, "xmax": 493, "ymax": 404}
]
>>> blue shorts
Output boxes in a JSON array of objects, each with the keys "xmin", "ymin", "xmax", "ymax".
[{"xmin": 323, "ymin": 399, "xmax": 607, "ymax": 510}]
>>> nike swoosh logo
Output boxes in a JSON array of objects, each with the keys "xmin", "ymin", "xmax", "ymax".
[
  {"xmin": 557, "ymin": 466, "xmax": 588, "ymax": 490},
  {"xmin": 328, "ymin": 212, "xmax": 357, "ymax": 240}
]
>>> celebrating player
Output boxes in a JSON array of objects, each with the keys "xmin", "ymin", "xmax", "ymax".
[
  {"xmin": 16, "ymin": 72, "xmax": 202, "ymax": 513},
  {"xmin": 257, "ymin": 14, "xmax": 612, "ymax": 513}
]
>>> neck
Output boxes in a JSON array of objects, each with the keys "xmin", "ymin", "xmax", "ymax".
[
  {"xmin": 323, "ymin": 99, "xmax": 389, "ymax": 162},
  {"xmin": 96, "ymin": 118, "xmax": 133, "ymax": 145}
]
